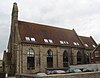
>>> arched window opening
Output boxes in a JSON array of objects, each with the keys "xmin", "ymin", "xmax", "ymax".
[
  {"xmin": 77, "ymin": 51, "xmax": 82, "ymax": 64},
  {"xmin": 63, "ymin": 51, "xmax": 69, "ymax": 67},
  {"xmin": 85, "ymin": 53, "xmax": 90, "ymax": 64},
  {"xmin": 27, "ymin": 48, "xmax": 35, "ymax": 69},
  {"xmin": 47, "ymin": 49, "xmax": 53, "ymax": 68},
  {"xmin": 86, "ymin": 56, "xmax": 89, "ymax": 64}
]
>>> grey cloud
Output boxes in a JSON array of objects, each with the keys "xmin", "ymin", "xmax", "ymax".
[{"xmin": 0, "ymin": 0, "xmax": 100, "ymax": 59}]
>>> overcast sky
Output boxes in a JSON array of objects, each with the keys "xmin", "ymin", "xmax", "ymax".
[{"xmin": 0, "ymin": 0, "xmax": 100, "ymax": 59}]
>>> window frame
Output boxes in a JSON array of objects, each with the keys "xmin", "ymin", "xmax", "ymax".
[
  {"xmin": 27, "ymin": 48, "xmax": 35, "ymax": 70},
  {"xmin": 63, "ymin": 51, "xmax": 69, "ymax": 67},
  {"xmin": 25, "ymin": 37, "xmax": 30, "ymax": 41},
  {"xmin": 47, "ymin": 49, "xmax": 53, "ymax": 68},
  {"xmin": 95, "ymin": 51, "xmax": 99, "ymax": 57}
]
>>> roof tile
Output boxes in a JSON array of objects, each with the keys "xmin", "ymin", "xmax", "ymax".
[
  {"xmin": 18, "ymin": 21, "xmax": 84, "ymax": 48},
  {"xmin": 79, "ymin": 36, "xmax": 97, "ymax": 50}
]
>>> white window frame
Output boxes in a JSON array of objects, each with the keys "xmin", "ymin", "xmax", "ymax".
[
  {"xmin": 44, "ymin": 39, "xmax": 49, "ymax": 43},
  {"xmin": 31, "ymin": 37, "xmax": 36, "ymax": 42},
  {"xmin": 77, "ymin": 42, "xmax": 79, "ymax": 46},
  {"xmin": 73, "ymin": 42, "xmax": 77, "ymax": 45},
  {"xmin": 60, "ymin": 41, "xmax": 64, "ymax": 44},
  {"xmin": 49, "ymin": 39, "xmax": 53, "ymax": 43},
  {"xmin": 25, "ymin": 37, "xmax": 30, "ymax": 41},
  {"xmin": 66, "ymin": 41, "xmax": 69, "ymax": 44},
  {"xmin": 85, "ymin": 44, "xmax": 88, "ymax": 47},
  {"xmin": 93, "ymin": 44, "xmax": 96, "ymax": 48}
]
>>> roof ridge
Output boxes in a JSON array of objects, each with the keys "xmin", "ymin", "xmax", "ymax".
[
  {"xmin": 18, "ymin": 20, "xmax": 72, "ymax": 31},
  {"xmin": 79, "ymin": 35, "xmax": 91, "ymax": 38}
]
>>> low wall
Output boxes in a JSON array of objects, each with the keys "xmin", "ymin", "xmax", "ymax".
[
  {"xmin": 70, "ymin": 63, "xmax": 100, "ymax": 71},
  {"xmin": 16, "ymin": 71, "xmax": 100, "ymax": 78}
]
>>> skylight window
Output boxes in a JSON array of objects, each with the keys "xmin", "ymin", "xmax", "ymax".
[
  {"xmin": 60, "ymin": 41, "xmax": 69, "ymax": 45},
  {"xmin": 66, "ymin": 41, "xmax": 69, "ymax": 44},
  {"xmin": 92, "ymin": 44, "xmax": 96, "ymax": 48},
  {"xmin": 85, "ymin": 44, "xmax": 88, "ymax": 47},
  {"xmin": 63, "ymin": 41, "xmax": 65, "ymax": 44},
  {"xmin": 73, "ymin": 42, "xmax": 80, "ymax": 46},
  {"xmin": 31, "ymin": 37, "xmax": 36, "ymax": 42},
  {"xmin": 60, "ymin": 41, "xmax": 64, "ymax": 44},
  {"xmin": 25, "ymin": 37, "xmax": 30, "ymax": 41},
  {"xmin": 44, "ymin": 39, "xmax": 48, "ymax": 43},
  {"xmin": 44, "ymin": 39, "xmax": 53, "ymax": 44},
  {"xmin": 49, "ymin": 39, "xmax": 53, "ymax": 43},
  {"xmin": 73, "ymin": 42, "xmax": 77, "ymax": 45},
  {"xmin": 77, "ymin": 43, "xmax": 79, "ymax": 46}
]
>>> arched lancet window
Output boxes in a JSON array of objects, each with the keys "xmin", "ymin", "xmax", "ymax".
[
  {"xmin": 27, "ymin": 48, "xmax": 35, "ymax": 69},
  {"xmin": 47, "ymin": 49, "xmax": 53, "ymax": 68},
  {"xmin": 77, "ymin": 51, "xmax": 82, "ymax": 64},
  {"xmin": 63, "ymin": 51, "xmax": 69, "ymax": 67},
  {"xmin": 86, "ymin": 55, "xmax": 89, "ymax": 64},
  {"xmin": 85, "ymin": 52, "xmax": 90, "ymax": 64}
]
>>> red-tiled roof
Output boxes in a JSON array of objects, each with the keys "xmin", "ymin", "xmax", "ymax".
[
  {"xmin": 79, "ymin": 36, "xmax": 97, "ymax": 50},
  {"xmin": 18, "ymin": 21, "xmax": 84, "ymax": 48}
]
